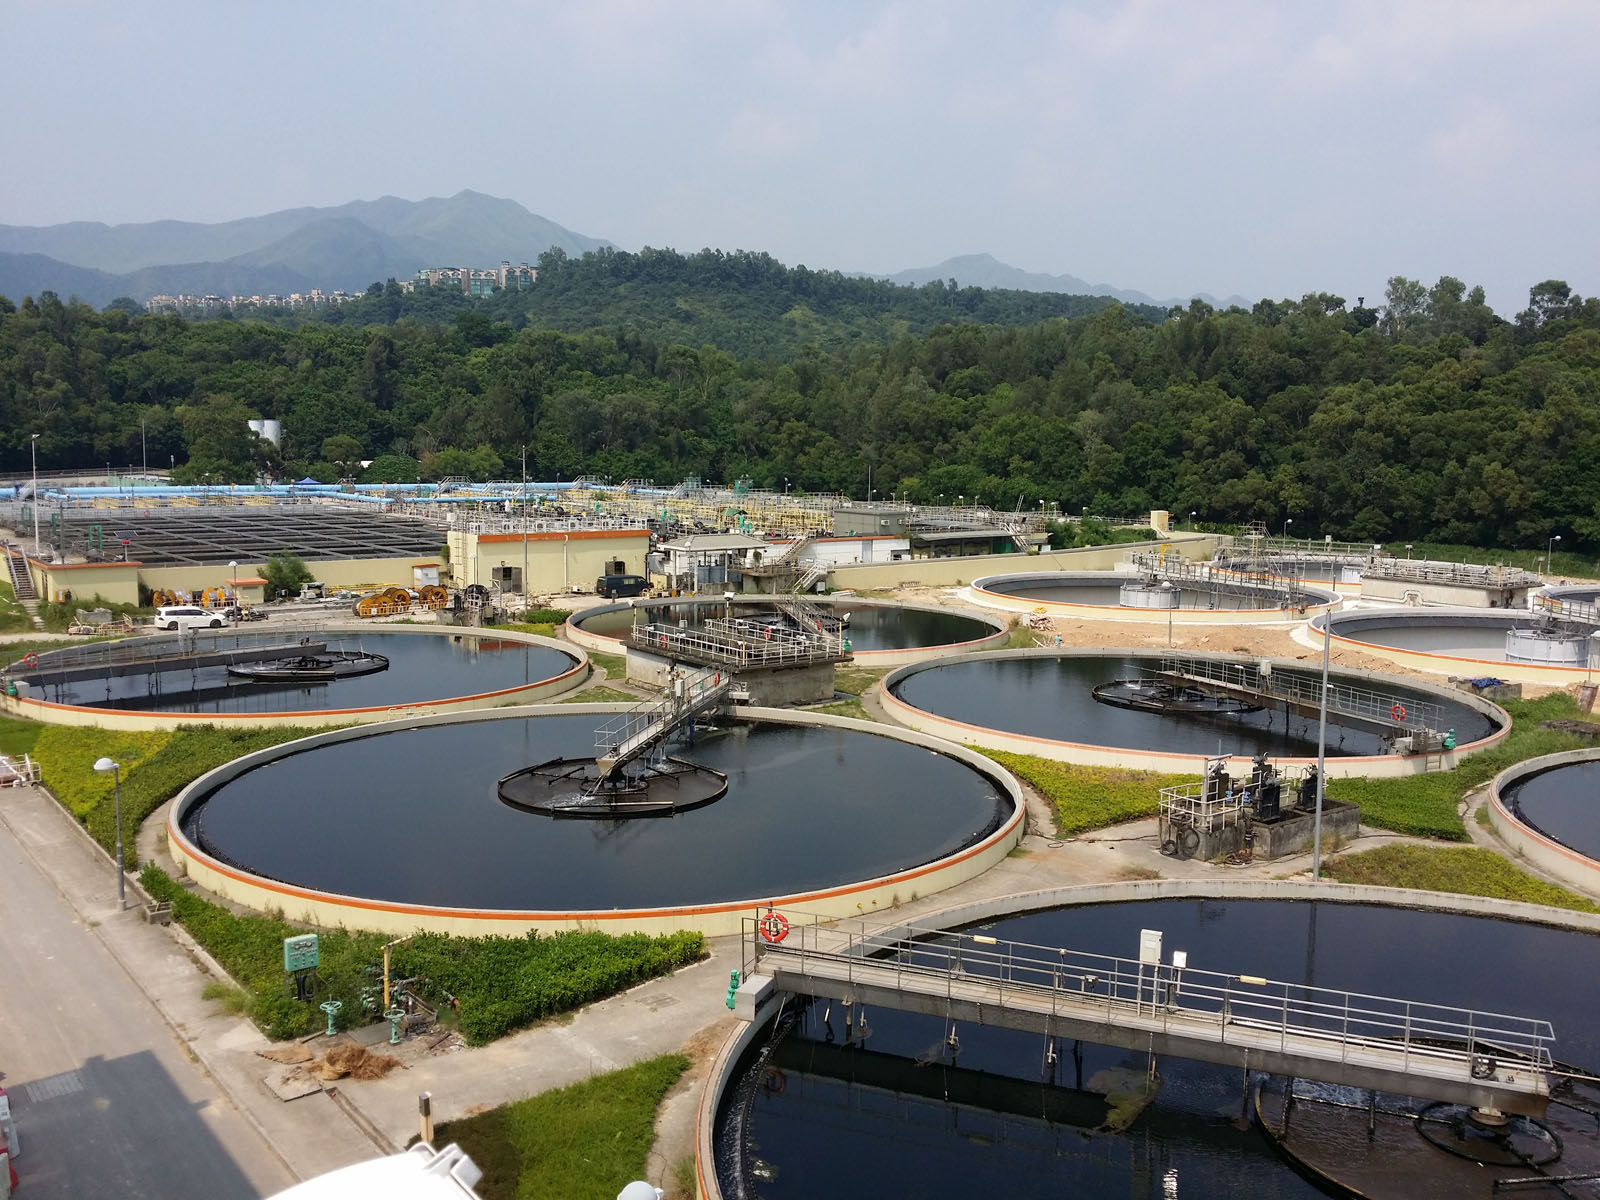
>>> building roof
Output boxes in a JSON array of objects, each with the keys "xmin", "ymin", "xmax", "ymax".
[{"xmin": 659, "ymin": 533, "xmax": 770, "ymax": 553}]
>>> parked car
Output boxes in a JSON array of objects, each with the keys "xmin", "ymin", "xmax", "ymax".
[
  {"xmin": 155, "ymin": 605, "xmax": 230, "ymax": 631},
  {"xmin": 595, "ymin": 573, "xmax": 649, "ymax": 599}
]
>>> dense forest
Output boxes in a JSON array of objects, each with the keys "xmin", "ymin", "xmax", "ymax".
[
  {"xmin": 2, "ymin": 265, "xmax": 1597, "ymax": 552},
  {"xmin": 215, "ymin": 247, "xmax": 1166, "ymax": 358}
]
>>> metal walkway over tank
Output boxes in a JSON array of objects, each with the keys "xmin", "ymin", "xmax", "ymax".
[
  {"xmin": 1534, "ymin": 593, "xmax": 1600, "ymax": 629},
  {"xmin": 594, "ymin": 665, "xmax": 732, "ymax": 779},
  {"xmin": 740, "ymin": 913, "xmax": 1555, "ymax": 1116},
  {"xmin": 10, "ymin": 636, "xmax": 330, "ymax": 686},
  {"xmin": 1125, "ymin": 552, "xmax": 1314, "ymax": 610},
  {"xmin": 1149, "ymin": 656, "xmax": 1443, "ymax": 739}
]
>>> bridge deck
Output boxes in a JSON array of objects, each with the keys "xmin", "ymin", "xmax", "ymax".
[
  {"xmin": 14, "ymin": 640, "xmax": 328, "ymax": 685},
  {"xmin": 743, "ymin": 914, "xmax": 1553, "ymax": 1116}
]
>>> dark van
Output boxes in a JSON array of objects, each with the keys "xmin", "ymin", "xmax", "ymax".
[{"xmin": 596, "ymin": 573, "xmax": 649, "ymax": 598}]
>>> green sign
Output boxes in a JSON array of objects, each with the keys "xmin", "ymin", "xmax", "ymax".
[{"xmin": 283, "ymin": 933, "xmax": 319, "ymax": 972}]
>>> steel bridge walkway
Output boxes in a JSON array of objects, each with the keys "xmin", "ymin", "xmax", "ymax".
[
  {"xmin": 594, "ymin": 665, "xmax": 732, "ymax": 778},
  {"xmin": 11, "ymin": 637, "xmax": 330, "ymax": 686},
  {"xmin": 739, "ymin": 913, "xmax": 1554, "ymax": 1116},
  {"xmin": 1150, "ymin": 655, "xmax": 1442, "ymax": 738}
]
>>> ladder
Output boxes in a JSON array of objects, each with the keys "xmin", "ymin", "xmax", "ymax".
[{"xmin": 594, "ymin": 666, "xmax": 732, "ymax": 778}]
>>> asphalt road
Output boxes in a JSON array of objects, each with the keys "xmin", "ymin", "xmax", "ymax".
[{"xmin": 0, "ymin": 814, "xmax": 293, "ymax": 1198}]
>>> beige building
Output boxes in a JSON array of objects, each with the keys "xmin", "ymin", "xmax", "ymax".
[{"xmin": 446, "ymin": 527, "xmax": 650, "ymax": 595}]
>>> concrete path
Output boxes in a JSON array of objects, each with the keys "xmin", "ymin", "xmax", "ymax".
[{"xmin": 0, "ymin": 788, "xmax": 296, "ymax": 1198}]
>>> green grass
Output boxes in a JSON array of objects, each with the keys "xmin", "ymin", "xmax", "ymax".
[
  {"xmin": 1326, "ymin": 844, "xmax": 1600, "ymax": 913},
  {"xmin": 140, "ymin": 866, "xmax": 705, "ymax": 1043},
  {"xmin": 979, "ymin": 751, "xmax": 1197, "ymax": 835},
  {"xmin": 561, "ymin": 685, "xmax": 637, "ymax": 704},
  {"xmin": 0, "ymin": 715, "xmax": 44, "ymax": 757},
  {"xmin": 37, "ymin": 725, "xmax": 315, "ymax": 866},
  {"xmin": 587, "ymin": 650, "xmax": 628, "ymax": 678},
  {"xmin": 1331, "ymin": 693, "xmax": 1592, "ymax": 840},
  {"xmin": 491, "ymin": 621, "xmax": 559, "ymax": 638},
  {"xmin": 833, "ymin": 665, "xmax": 888, "ymax": 696},
  {"xmin": 427, "ymin": 1053, "xmax": 690, "ymax": 1200},
  {"xmin": 813, "ymin": 698, "xmax": 872, "ymax": 721},
  {"xmin": 0, "ymin": 580, "xmax": 31, "ymax": 633}
]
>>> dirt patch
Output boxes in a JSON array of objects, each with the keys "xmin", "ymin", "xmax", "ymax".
[{"xmin": 315, "ymin": 1042, "xmax": 401, "ymax": 1081}]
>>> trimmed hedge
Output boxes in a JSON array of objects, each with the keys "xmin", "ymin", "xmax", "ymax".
[{"xmin": 140, "ymin": 866, "xmax": 705, "ymax": 1043}]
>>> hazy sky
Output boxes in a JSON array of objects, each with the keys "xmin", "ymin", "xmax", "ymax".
[{"xmin": 4, "ymin": 1, "xmax": 1596, "ymax": 314}]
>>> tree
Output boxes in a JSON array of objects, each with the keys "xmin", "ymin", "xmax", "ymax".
[
  {"xmin": 360, "ymin": 454, "xmax": 422, "ymax": 484},
  {"xmin": 262, "ymin": 552, "xmax": 314, "ymax": 600},
  {"xmin": 321, "ymin": 434, "xmax": 364, "ymax": 474}
]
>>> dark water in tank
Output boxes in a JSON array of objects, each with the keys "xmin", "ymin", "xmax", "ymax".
[
  {"xmin": 180, "ymin": 716, "xmax": 1009, "ymax": 909},
  {"xmin": 889, "ymin": 655, "xmax": 1496, "ymax": 757},
  {"xmin": 721, "ymin": 899, "xmax": 1600, "ymax": 1200},
  {"xmin": 573, "ymin": 602, "xmax": 992, "ymax": 651},
  {"xmin": 989, "ymin": 580, "xmax": 1293, "ymax": 610},
  {"xmin": 35, "ymin": 631, "xmax": 575, "ymax": 714},
  {"xmin": 1504, "ymin": 760, "xmax": 1600, "ymax": 861}
]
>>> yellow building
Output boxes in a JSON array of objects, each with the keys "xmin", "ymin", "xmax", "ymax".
[{"xmin": 447, "ymin": 527, "xmax": 650, "ymax": 595}]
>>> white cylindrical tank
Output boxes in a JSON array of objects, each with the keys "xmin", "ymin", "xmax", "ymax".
[
  {"xmin": 1119, "ymin": 581, "xmax": 1181, "ymax": 609},
  {"xmin": 1505, "ymin": 627, "xmax": 1589, "ymax": 665}
]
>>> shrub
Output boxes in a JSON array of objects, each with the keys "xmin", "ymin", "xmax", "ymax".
[
  {"xmin": 1327, "ymin": 844, "xmax": 1600, "ymax": 913},
  {"xmin": 138, "ymin": 866, "xmax": 705, "ymax": 1043}
]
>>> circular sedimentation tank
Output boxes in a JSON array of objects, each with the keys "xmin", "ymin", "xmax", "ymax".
[
  {"xmin": 710, "ymin": 891, "xmax": 1600, "ymax": 1200},
  {"xmin": 566, "ymin": 597, "xmax": 1006, "ymax": 665},
  {"xmin": 881, "ymin": 649, "xmax": 1505, "ymax": 774},
  {"xmin": 971, "ymin": 571, "xmax": 1338, "ymax": 623},
  {"xmin": 1318, "ymin": 608, "xmax": 1597, "ymax": 684},
  {"xmin": 7, "ymin": 627, "xmax": 584, "ymax": 726},
  {"xmin": 167, "ymin": 708, "xmax": 1023, "ymax": 935},
  {"xmin": 1490, "ymin": 750, "xmax": 1600, "ymax": 895},
  {"xmin": 1212, "ymin": 556, "xmax": 1366, "ymax": 590}
]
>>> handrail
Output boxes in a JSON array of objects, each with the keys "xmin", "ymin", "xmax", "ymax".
[
  {"xmin": 746, "ymin": 912, "xmax": 1555, "ymax": 1073},
  {"xmin": 1154, "ymin": 656, "xmax": 1442, "ymax": 735}
]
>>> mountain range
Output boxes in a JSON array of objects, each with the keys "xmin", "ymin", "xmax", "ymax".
[
  {"xmin": 0, "ymin": 190, "xmax": 609, "ymax": 306},
  {"xmin": 879, "ymin": 253, "xmax": 1251, "ymax": 311},
  {"xmin": 0, "ymin": 192, "xmax": 1246, "ymax": 313}
]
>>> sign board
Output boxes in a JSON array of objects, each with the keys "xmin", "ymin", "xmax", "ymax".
[
  {"xmin": 283, "ymin": 934, "xmax": 319, "ymax": 972},
  {"xmin": 1138, "ymin": 928, "xmax": 1163, "ymax": 965}
]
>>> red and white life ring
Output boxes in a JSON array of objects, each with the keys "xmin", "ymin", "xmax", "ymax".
[
  {"xmin": 759, "ymin": 909, "xmax": 790, "ymax": 943},
  {"xmin": 1390, "ymin": 703, "xmax": 1407, "ymax": 723},
  {"xmin": 21, "ymin": 653, "xmax": 39, "ymax": 669}
]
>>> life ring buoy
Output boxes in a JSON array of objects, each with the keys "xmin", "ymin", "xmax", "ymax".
[
  {"xmin": 759, "ymin": 910, "xmax": 790, "ymax": 943},
  {"xmin": 1390, "ymin": 703, "xmax": 1407, "ymax": 723},
  {"xmin": 762, "ymin": 1067, "xmax": 787, "ymax": 1094},
  {"xmin": 21, "ymin": 653, "xmax": 39, "ymax": 668},
  {"xmin": 658, "ymin": 634, "xmax": 668, "ymax": 648}
]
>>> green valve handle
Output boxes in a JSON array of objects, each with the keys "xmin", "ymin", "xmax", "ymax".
[
  {"xmin": 725, "ymin": 969, "xmax": 741, "ymax": 1010},
  {"xmin": 386, "ymin": 1007, "xmax": 406, "ymax": 1044},
  {"xmin": 319, "ymin": 999, "xmax": 343, "ymax": 1036}
]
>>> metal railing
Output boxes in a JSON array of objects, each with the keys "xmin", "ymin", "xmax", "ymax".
[
  {"xmin": 1534, "ymin": 593, "xmax": 1600, "ymax": 628},
  {"xmin": 628, "ymin": 621, "xmax": 847, "ymax": 668},
  {"xmin": 1125, "ymin": 553, "xmax": 1313, "ymax": 609},
  {"xmin": 5, "ymin": 630, "xmax": 318, "ymax": 676},
  {"xmin": 1362, "ymin": 558, "xmax": 1540, "ymax": 589},
  {"xmin": 746, "ymin": 913, "xmax": 1556, "ymax": 1076},
  {"xmin": 1155, "ymin": 656, "xmax": 1441, "ymax": 735},
  {"xmin": 594, "ymin": 665, "xmax": 731, "ymax": 770}
]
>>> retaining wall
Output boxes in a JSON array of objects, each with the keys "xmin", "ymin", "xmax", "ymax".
[
  {"xmin": 877, "ymin": 647, "xmax": 1510, "ymax": 778},
  {"xmin": 163, "ymin": 705, "xmax": 1025, "ymax": 938},
  {"xmin": 1489, "ymin": 749, "xmax": 1600, "ymax": 897}
]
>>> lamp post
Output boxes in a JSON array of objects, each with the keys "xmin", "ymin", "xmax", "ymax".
[
  {"xmin": 1189, "ymin": 511, "xmax": 1197, "ymax": 530},
  {"xmin": 521, "ymin": 445, "xmax": 529, "ymax": 611},
  {"xmin": 30, "ymin": 432, "xmax": 41, "ymax": 556},
  {"xmin": 1311, "ymin": 608, "xmax": 1331, "ymax": 881},
  {"xmin": 1284, "ymin": 518, "xmax": 1293, "ymax": 543},
  {"xmin": 93, "ymin": 757, "xmax": 126, "ymax": 908},
  {"xmin": 1548, "ymin": 534, "xmax": 1561, "ymax": 576},
  {"xmin": 1161, "ymin": 580, "xmax": 1175, "ymax": 647},
  {"xmin": 228, "ymin": 560, "xmax": 237, "ymax": 609}
]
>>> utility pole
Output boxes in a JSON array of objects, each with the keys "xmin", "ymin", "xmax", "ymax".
[
  {"xmin": 521, "ymin": 445, "xmax": 529, "ymax": 612},
  {"xmin": 30, "ymin": 433, "xmax": 41, "ymax": 556}
]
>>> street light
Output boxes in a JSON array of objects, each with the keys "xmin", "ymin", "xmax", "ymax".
[
  {"xmin": 1160, "ymin": 580, "xmax": 1176, "ymax": 647},
  {"xmin": 29, "ymin": 432, "xmax": 42, "ymax": 556},
  {"xmin": 1548, "ymin": 534, "xmax": 1562, "ymax": 576},
  {"xmin": 228, "ymin": 560, "xmax": 237, "ymax": 609},
  {"xmin": 1189, "ymin": 511, "xmax": 1197, "ymax": 530},
  {"xmin": 1284, "ymin": 518, "xmax": 1293, "ymax": 541},
  {"xmin": 92, "ymin": 757, "xmax": 126, "ymax": 908}
]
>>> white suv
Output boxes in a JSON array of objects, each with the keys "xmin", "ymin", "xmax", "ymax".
[{"xmin": 155, "ymin": 605, "xmax": 231, "ymax": 631}]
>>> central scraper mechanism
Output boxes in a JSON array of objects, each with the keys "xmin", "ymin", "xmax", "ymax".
[{"xmin": 497, "ymin": 665, "xmax": 732, "ymax": 817}]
